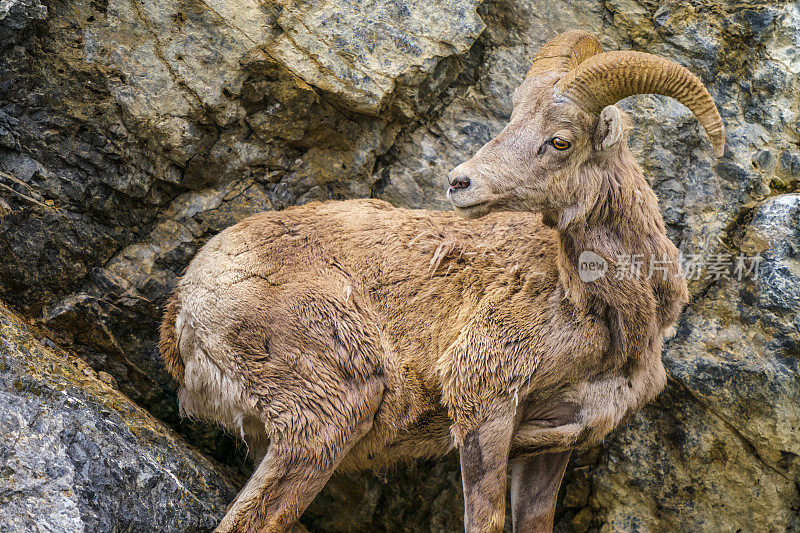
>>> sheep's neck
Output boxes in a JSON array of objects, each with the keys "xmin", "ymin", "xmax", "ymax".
[{"xmin": 552, "ymin": 165, "xmax": 682, "ymax": 365}]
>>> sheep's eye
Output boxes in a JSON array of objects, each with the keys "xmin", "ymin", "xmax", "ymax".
[{"xmin": 551, "ymin": 137, "xmax": 571, "ymax": 150}]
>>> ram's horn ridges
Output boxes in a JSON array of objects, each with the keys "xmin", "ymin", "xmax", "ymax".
[
  {"xmin": 527, "ymin": 30, "xmax": 603, "ymax": 78},
  {"xmin": 557, "ymin": 50, "xmax": 725, "ymax": 157}
]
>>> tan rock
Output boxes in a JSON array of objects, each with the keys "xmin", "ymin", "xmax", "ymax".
[{"xmin": 266, "ymin": 0, "xmax": 485, "ymax": 115}]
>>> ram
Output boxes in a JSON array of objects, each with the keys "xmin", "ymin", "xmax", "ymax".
[{"xmin": 160, "ymin": 31, "xmax": 723, "ymax": 533}]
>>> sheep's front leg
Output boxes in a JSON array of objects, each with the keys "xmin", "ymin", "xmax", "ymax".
[
  {"xmin": 510, "ymin": 450, "xmax": 572, "ymax": 532},
  {"xmin": 459, "ymin": 411, "xmax": 515, "ymax": 533}
]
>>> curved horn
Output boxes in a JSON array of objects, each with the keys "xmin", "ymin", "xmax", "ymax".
[
  {"xmin": 556, "ymin": 51, "xmax": 725, "ymax": 157},
  {"xmin": 527, "ymin": 30, "xmax": 603, "ymax": 78}
]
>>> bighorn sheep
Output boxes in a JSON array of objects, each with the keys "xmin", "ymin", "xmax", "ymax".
[{"xmin": 160, "ymin": 31, "xmax": 723, "ymax": 532}]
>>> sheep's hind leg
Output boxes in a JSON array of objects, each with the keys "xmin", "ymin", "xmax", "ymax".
[{"xmin": 215, "ymin": 381, "xmax": 383, "ymax": 533}]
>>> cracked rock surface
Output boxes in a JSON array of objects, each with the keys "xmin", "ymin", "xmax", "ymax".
[{"xmin": 0, "ymin": 0, "xmax": 798, "ymax": 530}]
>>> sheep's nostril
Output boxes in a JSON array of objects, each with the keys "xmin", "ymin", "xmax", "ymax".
[{"xmin": 449, "ymin": 176, "xmax": 471, "ymax": 190}]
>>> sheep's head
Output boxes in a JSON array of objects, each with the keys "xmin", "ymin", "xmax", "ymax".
[{"xmin": 448, "ymin": 31, "xmax": 724, "ymax": 223}]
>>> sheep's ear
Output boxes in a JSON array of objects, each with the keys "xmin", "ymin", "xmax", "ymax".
[{"xmin": 593, "ymin": 105, "xmax": 625, "ymax": 153}]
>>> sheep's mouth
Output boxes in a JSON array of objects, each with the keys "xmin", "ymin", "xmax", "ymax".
[{"xmin": 453, "ymin": 201, "xmax": 490, "ymax": 219}]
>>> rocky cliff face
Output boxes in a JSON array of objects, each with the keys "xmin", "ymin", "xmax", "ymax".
[{"xmin": 0, "ymin": 0, "xmax": 798, "ymax": 530}]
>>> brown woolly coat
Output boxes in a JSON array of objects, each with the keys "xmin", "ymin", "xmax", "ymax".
[{"xmin": 160, "ymin": 172, "xmax": 686, "ymax": 472}]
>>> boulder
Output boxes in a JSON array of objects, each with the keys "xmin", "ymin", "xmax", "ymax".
[{"xmin": 0, "ymin": 302, "xmax": 238, "ymax": 532}]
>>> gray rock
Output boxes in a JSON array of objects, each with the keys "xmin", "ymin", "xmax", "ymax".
[
  {"xmin": 747, "ymin": 194, "xmax": 800, "ymax": 312},
  {"xmin": 0, "ymin": 301, "xmax": 239, "ymax": 532},
  {"xmin": 0, "ymin": 0, "xmax": 47, "ymax": 48}
]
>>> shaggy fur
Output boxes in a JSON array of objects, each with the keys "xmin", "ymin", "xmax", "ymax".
[{"xmin": 159, "ymin": 68, "xmax": 699, "ymax": 532}]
